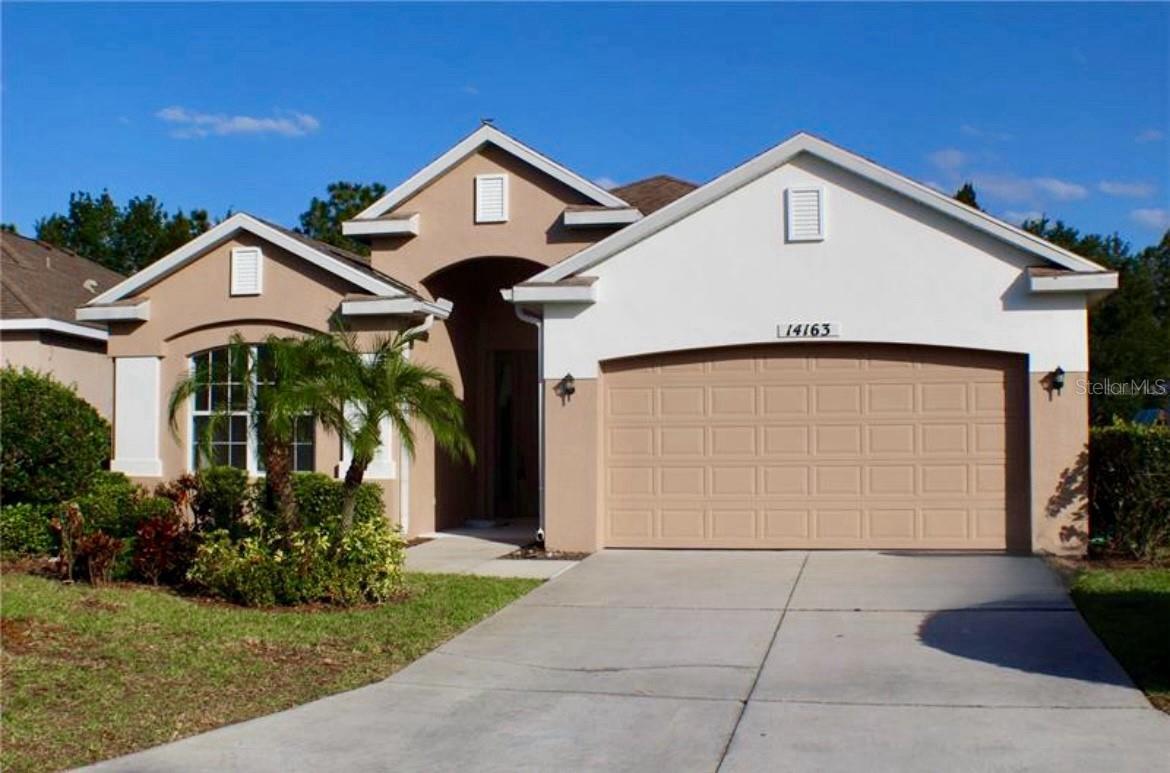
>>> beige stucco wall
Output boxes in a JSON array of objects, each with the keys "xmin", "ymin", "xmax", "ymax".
[
  {"xmin": 544, "ymin": 378, "xmax": 601, "ymax": 552},
  {"xmin": 1, "ymin": 331, "xmax": 113, "ymax": 417},
  {"xmin": 368, "ymin": 145, "xmax": 608, "ymax": 291},
  {"xmin": 1029, "ymin": 370, "xmax": 1090, "ymax": 555},
  {"xmin": 106, "ymin": 234, "xmax": 408, "ymax": 525}
]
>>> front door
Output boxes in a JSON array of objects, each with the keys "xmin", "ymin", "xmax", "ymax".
[{"xmin": 491, "ymin": 350, "xmax": 539, "ymax": 520}]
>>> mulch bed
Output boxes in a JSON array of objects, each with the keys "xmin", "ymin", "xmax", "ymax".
[{"xmin": 501, "ymin": 542, "xmax": 591, "ymax": 561}]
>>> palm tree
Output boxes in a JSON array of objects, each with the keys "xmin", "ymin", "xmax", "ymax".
[
  {"xmin": 167, "ymin": 332, "xmax": 340, "ymax": 534},
  {"xmin": 315, "ymin": 328, "xmax": 474, "ymax": 533}
]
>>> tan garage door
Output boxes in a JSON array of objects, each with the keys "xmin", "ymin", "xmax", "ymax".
[{"xmin": 602, "ymin": 344, "xmax": 1026, "ymax": 549}]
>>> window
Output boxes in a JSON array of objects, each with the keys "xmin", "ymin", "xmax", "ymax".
[
  {"xmin": 230, "ymin": 247, "xmax": 263, "ymax": 295},
  {"xmin": 475, "ymin": 174, "xmax": 508, "ymax": 223},
  {"xmin": 189, "ymin": 345, "xmax": 314, "ymax": 474},
  {"xmin": 785, "ymin": 187, "xmax": 826, "ymax": 242}
]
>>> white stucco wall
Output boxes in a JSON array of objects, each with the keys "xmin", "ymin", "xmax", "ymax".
[{"xmin": 542, "ymin": 154, "xmax": 1087, "ymax": 377}]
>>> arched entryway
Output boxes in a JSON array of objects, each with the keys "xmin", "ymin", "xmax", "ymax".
[{"xmin": 424, "ymin": 257, "xmax": 544, "ymax": 529}]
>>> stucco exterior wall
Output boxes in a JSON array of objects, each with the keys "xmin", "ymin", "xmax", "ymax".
[
  {"xmin": 368, "ymin": 145, "xmax": 608, "ymax": 291},
  {"xmin": 104, "ymin": 234, "xmax": 409, "ymax": 525},
  {"xmin": 1, "ymin": 331, "xmax": 113, "ymax": 417},
  {"xmin": 542, "ymin": 154, "xmax": 1088, "ymax": 380},
  {"xmin": 537, "ymin": 155, "xmax": 1093, "ymax": 555}
]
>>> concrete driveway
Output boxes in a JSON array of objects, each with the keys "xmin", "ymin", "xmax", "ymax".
[{"xmin": 91, "ymin": 551, "xmax": 1170, "ymax": 772}]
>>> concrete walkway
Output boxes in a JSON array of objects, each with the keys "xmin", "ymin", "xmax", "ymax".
[
  {"xmin": 405, "ymin": 520, "xmax": 578, "ymax": 579},
  {"xmin": 89, "ymin": 551, "xmax": 1170, "ymax": 772}
]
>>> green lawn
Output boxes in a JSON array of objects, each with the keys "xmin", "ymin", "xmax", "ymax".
[
  {"xmin": 0, "ymin": 571, "xmax": 540, "ymax": 772},
  {"xmin": 1071, "ymin": 566, "xmax": 1170, "ymax": 713}
]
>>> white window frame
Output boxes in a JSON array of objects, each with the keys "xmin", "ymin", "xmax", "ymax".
[
  {"xmin": 785, "ymin": 187, "xmax": 826, "ymax": 242},
  {"xmin": 230, "ymin": 247, "xmax": 264, "ymax": 296},
  {"xmin": 475, "ymin": 173, "xmax": 509, "ymax": 223},
  {"xmin": 187, "ymin": 345, "xmax": 314, "ymax": 476}
]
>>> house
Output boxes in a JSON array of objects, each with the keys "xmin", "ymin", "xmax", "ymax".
[
  {"xmin": 1, "ymin": 232, "xmax": 123, "ymax": 416},
  {"xmin": 78, "ymin": 126, "xmax": 1117, "ymax": 555}
]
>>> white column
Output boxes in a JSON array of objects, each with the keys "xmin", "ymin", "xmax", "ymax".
[{"xmin": 111, "ymin": 356, "xmax": 163, "ymax": 477}]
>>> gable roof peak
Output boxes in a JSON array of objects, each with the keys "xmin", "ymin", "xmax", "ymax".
[{"xmin": 351, "ymin": 124, "xmax": 627, "ymax": 221}]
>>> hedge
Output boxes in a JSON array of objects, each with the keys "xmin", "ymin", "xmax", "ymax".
[
  {"xmin": 1090, "ymin": 422, "xmax": 1170, "ymax": 560},
  {"xmin": 0, "ymin": 367, "xmax": 110, "ymax": 505}
]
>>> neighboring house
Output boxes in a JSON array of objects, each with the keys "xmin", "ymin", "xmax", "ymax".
[
  {"xmin": 79, "ymin": 125, "xmax": 1116, "ymax": 555},
  {"xmin": 1, "ymin": 233, "xmax": 123, "ymax": 416}
]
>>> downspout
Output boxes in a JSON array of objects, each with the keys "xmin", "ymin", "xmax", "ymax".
[
  {"xmin": 513, "ymin": 305, "xmax": 545, "ymax": 543},
  {"xmin": 398, "ymin": 313, "xmax": 437, "ymax": 536}
]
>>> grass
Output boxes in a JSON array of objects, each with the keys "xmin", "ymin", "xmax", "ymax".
[
  {"xmin": 0, "ymin": 571, "xmax": 540, "ymax": 772},
  {"xmin": 1071, "ymin": 566, "xmax": 1170, "ymax": 713}
]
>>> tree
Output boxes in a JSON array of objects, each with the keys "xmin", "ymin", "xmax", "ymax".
[
  {"xmin": 1024, "ymin": 217, "xmax": 1170, "ymax": 422},
  {"xmin": 954, "ymin": 182, "xmax": 981, "ymax": 210},
  {"xmin": 313, "ymin": 329, "xmax": 473, "ymax": 532},
  {"xmin": 298, "ymin": 181, "xmax": 387, "ymax": 256},
  {"xmin": 0, "ymin": 223, "xmax": 17, "ymax": 234},
  {"xmin": 35, "ymin": 191, "xmax": 213, "ymax": 274},
  {"xmin": 167, "ymin": 333, "xmax": 342, "ymax": 535}
]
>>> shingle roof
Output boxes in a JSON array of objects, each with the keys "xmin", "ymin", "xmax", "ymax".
[
  {"xmin": 609, "ymin": 175, "xmax": 699, "ymax": 215},
  {"xmin": 1, "ymin": 233, "xmax": 124, "ymax": 325},
  {"xmin": 251, "ymin": 217, "xmax": 422, "ymax": 299}
]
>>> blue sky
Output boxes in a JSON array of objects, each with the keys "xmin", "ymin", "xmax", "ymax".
[{"xmin": 3, "ymin": 2, "xmax": 1168, "ymax": 247}]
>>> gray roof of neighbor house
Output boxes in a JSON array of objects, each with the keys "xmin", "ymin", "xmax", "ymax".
[
  {"xmin": 610, "ymin": 175, "xmax": 700, "ymax": 215},
  {"xmin": 1, "ymin": 232, "xmax": 124, "ymax": 326}
]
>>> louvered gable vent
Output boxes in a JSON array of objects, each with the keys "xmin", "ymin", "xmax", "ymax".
[
  {"xmin": 475, "ymin": 174, "xmax": 509, "ymax": 223},
  {"xmin": 230, "ymin": 247, "xmax": 263, "ymax": 295},
  {"xmin": 785, "ymin": 187, "xmax": 825, "ymax": 242}
]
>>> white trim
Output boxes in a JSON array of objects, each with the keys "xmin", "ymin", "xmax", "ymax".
[
  {"xmin": 528, "ymin": 132, "xmax": 1110, "ymax": 284},
  {"xmin": 76, "ymin": 300, "xmax": 151, "ymax": 322},
  {"xmin": 563, "ymin": 207, "xmax": 643, "ymax": 227},
  {"xmin": 230, "ymin": 247, "xmax": 263, "ymax": 296},
  {"xmin": 341, "ymin": 214, "xmax": 421, "ymax": 237},
  {"xmin": 111, "ymin": 458, "xmax": 163, "ymax": 477},
  {"xmin": 1029, "ymin": 271, "xmax": 1119, "ymax": 293},
  {"xmin": 87, "ymin": 213, "xmax": 407, "ymax": 305},
  {"xmin": 351, "ymin": 124, "xmax": 626, "ymax": 221},
  {"xmin": 502, "ymin": 284, "xmax": 596, "ymax": 304},
  {"xmin": 474, "ymin": 173, "xmax": 509, "ymax": 223},
  {"xmin": 112, "ymin": 356, "xmax": 163, "ymax": 477},
  {"xmin": 340, "ymin": 297, "xmax": 453, "ymax": 319},
  {"xmin": 0, "ymin": 318, "xmax": 109, "ymax": 342}
]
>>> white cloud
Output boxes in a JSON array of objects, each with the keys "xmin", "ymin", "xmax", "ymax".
[
  {"xmin": 960, "ymin": 124, "xmax": 1012, "ymax": 142},
  {"xmin": 593, "ymin": 176, "xmax": 619, "ymax": 190},
  {"xmin": 972, "ymin": 173, "xmax": 1087, "ymax": 203},
  {"xmin": 1131, "ymin": 208, "xmax": 1170, "ymax": 230},
  {"xmin": 1098, "ymin": 180, "xmax": 1156, "ymax": 198},
  {"xmin": 156, "ymin": 106, "xmax": 320, "ymax": 139},
  {"xmin": 927, "ymin": 148, "xmax": 967, "ymax": 173},
  {"xmin": 462, "ymin": 85, "xmax": 480, "ymax": 95},
  {"xmin": 923, "ymin": 180, "xmax": 947, "ymax": 192},
  {"xmin": 1135, "ymin": 129, "xmax": 1164, "ymax": 143},
  {"xmin": 1004, "ymin": 210, "xmax": 1044, "ymax": 224}
]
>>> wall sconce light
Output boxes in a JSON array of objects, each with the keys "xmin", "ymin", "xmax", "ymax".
[
  {"xmin": 554, "ymin": 373, "xmax": 576, "ymax": 399},
  {"xmin": 1050, "ymin": 366, "xmax": 1066, "ymax": 394}
]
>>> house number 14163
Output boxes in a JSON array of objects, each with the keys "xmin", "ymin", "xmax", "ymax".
[{"xmin": 778, "ymin": 322, "xmax": 841, "ymax": 338}]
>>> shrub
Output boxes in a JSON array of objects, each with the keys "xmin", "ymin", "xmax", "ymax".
[
  {"xmin": 76, "ymin": 532, "xmax": 125, "ymax": 585},
  {"xmin": 290, "ymin": 473, "xmax": 383, "ymax": 531},
  {"xmin": 188, "ymin": 495, "xmax": 403, "ymax": 607},
  {"xmin": 1090, "ymin": 423, "xmax": 1170, "ymax": 561},
  {"xmin": 0, "ymin": 503, "xmax": 56, "ymax": 555},
  {"xmin": 191, "ymin": 466, "xmax": 255, "ymax": 537},
  {"xmin": 74, "ymin": 471, "xmax": 140, "ymax": 538},
  {"xmin": 0, "ymin": 367, "xmax": 110, "ymax": 505},
  {"xmin": 134, "ymin": 515, "xmax": 196, "ymax": 585}
]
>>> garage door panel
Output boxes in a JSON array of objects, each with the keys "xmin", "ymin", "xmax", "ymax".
[{"xmin": 603, "ymin": 344, "xmax": 1023, "ymax": 550}]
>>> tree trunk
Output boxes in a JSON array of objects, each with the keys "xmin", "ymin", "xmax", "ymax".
[
  {"xmin": 263, "ymin": 431, "xmax": 298, "ymax": 535},
  {"xmin": 339, "ymin": 457, "xmax": 368, "ymax": 534}
]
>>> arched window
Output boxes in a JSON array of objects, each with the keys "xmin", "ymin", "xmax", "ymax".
[{"xmin": 188, "ymin": 345, "xmax": 314, "ymax": 473}]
